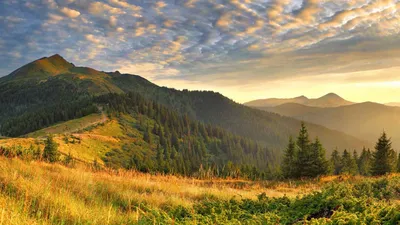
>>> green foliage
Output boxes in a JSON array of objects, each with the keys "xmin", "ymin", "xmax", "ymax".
[
  {"xmin": 282, "ymin": 136, "xmax": 296, "ymax": 178},
  {"xmin": 371, "ymin": 132, "xmax": 396, "ymax": 175},
  {"xmin": 96, "ymin": 92, "xmax": 273, "ymax": 179},
  {"xmin": 283, "ymin": 123, "xmax": 329, "ymax": 179},
  {"xmin": 62, "ymin": 152, "xmax": 75, "ymax": 167},
  {"xmin": 358, "ymin": 147, "xmax": 372, "ymax": 176},
  {"xmin": 42, "ymin": 135, "xmax": 59, "ymax": 163},
  {"xmin": 341, "ymin": 149, "xmax": 358, "ymax": 175},
  {"xmin": 169, "ymin": 177, "xmax": 400, "ymax": 224}
]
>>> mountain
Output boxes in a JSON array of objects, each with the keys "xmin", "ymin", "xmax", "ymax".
[
  {"xmin": 245, "ymin": 93, "xmax": 354, "ymax": 108},
  {"xmin": 0, "ymin": 54, "xmax": 370, "ymax": 155},
  {"xmin": 386, "ymin": 102, "xmax": 400, "ymax": 107},
  {"xmin": 258, "ymin": 102, "xmax": 400, "ymax": 149}
]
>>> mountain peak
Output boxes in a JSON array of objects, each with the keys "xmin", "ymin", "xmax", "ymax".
[
  {"xmin": 8, "ymin": 54, "xmax": 73, "ymax": 79},
  {"xmin": 48, "ymin": 53, "xmax": 64, "ymax": 60},
  {"xmin": 295, "ymin": 95, "xmax": 308, "ymax": 100},
  {"xmin": 320, "ymin": 93, "xmax": 342, "ymax": 99},
  {"xmin": 245, "ymin": 92, "xmax": 354, "ymax": 108}
]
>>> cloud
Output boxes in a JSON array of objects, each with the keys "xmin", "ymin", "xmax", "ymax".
[
  {"xmin": 88, "ymin": 2, "xmax": 124, "ymax": 15},
  {"xmin": 85, "ymin": 34, "xmax": 100, "ymax": 44},
  {"xmin": 60, "ymin": 7, "xmax": 81, "ymax": 18},
  {"xmin": 108, "ymin": 0, "xmax": 141, "ymax": 11},
  {"xmin": 109, "ymin": 15, "xmax": 117, "ymax": 27},
  {"xmin": 47, "ymin": 13, "xmax": 64, "ymax": 24},
  {"xmin": 3, "ymin": 0, "xmax": 400, "ymax": 104},
  {"xmin": 116, "ymin": 62, "xmax": 180, "ymax": 80}
]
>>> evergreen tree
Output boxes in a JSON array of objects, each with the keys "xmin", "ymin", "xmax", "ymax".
[
  {"xmin": 358, "ymin": 148, "xmax": 372, "ymax": 176},
  {"xmin": 143, "ymin": 126, "xmax": 152, "ymax": 145},
  {"xmin": 295, "ymin": 122, "xmax": 313, "ymax": 178},
  {"xmin": 281, "ymin": 136, "xmax": 296, "ymax": 179},
  {"xmin": 42, "ymin": 135, "xmax": 59, "ymax": 163},
  {"xmin": 310, "ymin": 137, "xmax": 329, "ymax": 176},
  {"xmin": 341, "ymin": 149, "xmax": 357, "ymax": 175},
  {"xmin": 371, "ymin": 132, "xmax": 396, "ymax": 175},
  {"xmin": 330, "ymin": 148, "xmax": 342, "ymax": 175}
]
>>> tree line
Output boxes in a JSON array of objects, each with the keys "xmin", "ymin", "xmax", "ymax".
[
  {"xmin": 95, "ymin": 92, "xmax": 277, "ymax": 179},
  {"xmin": 282, "ymin": 123, "xmax": 399, "ymax": 178}
]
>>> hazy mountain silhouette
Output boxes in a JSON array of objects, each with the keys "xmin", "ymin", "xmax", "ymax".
[{"xmin": 245, "ymin": 93, "xmax": 354, "ymax": 108}]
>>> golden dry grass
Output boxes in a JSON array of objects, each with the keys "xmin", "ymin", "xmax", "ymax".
[{"xmin": 0, "ymin": 158, "xmax": 322, "ymax": 225}]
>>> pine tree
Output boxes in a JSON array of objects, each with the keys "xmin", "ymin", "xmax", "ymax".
[
  {"xmin": 295, "ymin": 122, "xmax": 313, "ymax": 178},
  {"xmin": 143, "ymin": 126, "xmax": 152, "ymax": 145},
  {"xmin": 310, "ymin": 137, "xmax": 329, "ymax": 176},
  {"xmin": 330, "ymin": 148, "xmax": 342, "ymax": 175},
  {"xmin": 358, "ymin": 147, "xmax": 372, "ymax": 176},
  {"xmin": 42, "ymin": 135, "xmax": 59, "ymax": 163},
  {"xmin": 371, "ymin": 132, "xmax": 396, "ymax": 176},
  {"xmin": 341, "ymin": 149, "xmax": 357, "ymax": 175},
  {"xmin": 281, "ymin": 136, "xmax": 296, "ymax": 179}
]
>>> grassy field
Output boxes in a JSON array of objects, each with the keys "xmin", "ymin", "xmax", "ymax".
[{"xmin": 0, "ymin": 157, "xmax": 398, "ymax": 224}]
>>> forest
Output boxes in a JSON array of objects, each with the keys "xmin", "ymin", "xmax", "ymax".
[{"xmin": 1, "ymin": 91, "xmax": 399, "ymax": 180}]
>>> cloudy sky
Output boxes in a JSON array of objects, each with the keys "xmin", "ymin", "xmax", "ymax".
[{"xmin": 2, "ymin": 0, "xmax": 400, "ymax": 103}]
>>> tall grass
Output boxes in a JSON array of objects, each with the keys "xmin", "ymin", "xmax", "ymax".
[
  {"xmin": 0, "ymin": 157, "xmax": 398, "ymax": 224},
  {"xmin": 0, "ymin": 157, "xmax": 318, "ymax": 224}
]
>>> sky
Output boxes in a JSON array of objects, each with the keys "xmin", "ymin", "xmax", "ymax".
[{"xmin": 2, "ymin": 0, "xmax": 400, "ymax": 103}]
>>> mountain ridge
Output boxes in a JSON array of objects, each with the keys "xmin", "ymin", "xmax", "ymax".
[
  {"xmin": 245, "ymin": 93, "xmax": 354, "ymax": 108},
  {"xmin": 258, "ymin": 101, "xmax": 400, "ymax": 149}
]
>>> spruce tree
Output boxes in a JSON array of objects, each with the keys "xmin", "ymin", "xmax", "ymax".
[
  {"xmin": 330, "ymin": 148, "xmax": 342, "ymax": 175},
  {"xmin": 310, "ymin": 137, "xmax": 329, "ymax": 176},
  {"xmin": 143, "ymin": 126, "xmax": 152, "ymax": 145},
  {"xmin": 371, "ymin": 132, "xmax": 396, "ymax": 175},
  {"xmin": 295, "ymin": 122, "xmax": 313, "ymax": 178},
  {"xmin": 341, "ymin": 149, "xmax": 357, "ymax": 175},
  {"xmin": 358, "ymin": 148, "xmax": 372, "ymax": 176},
  {"xmin": 281, "ymin": 136, "xmax": 296, "ymax": 179},
  {"xmin": 42, "ymin": 135, "xmax": 59, "ymax": 163}
]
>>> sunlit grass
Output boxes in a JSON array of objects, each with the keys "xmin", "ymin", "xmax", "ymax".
[{"xmin": 0, "ymin": 157, "xmax": 322, "ymax": 225}]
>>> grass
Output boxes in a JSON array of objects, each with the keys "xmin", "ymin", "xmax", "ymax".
[
  {"xmin": 0, "ymin": 158, "xmax": 398, "ymax": 224},
  {"xmin": 0, "ymin": 158, "xmax": 315, "ymax": 225}
]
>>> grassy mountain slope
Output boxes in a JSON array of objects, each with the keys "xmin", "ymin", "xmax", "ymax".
[
  {"xmin": 0, "ymin": 55, "xmax": 369, "ymax": 153},
  {"xmin": 245, "ymin": 93, "xmax": 354, "ymax": 108},
  {"xmin": 260, "ymin": 102, "xmax": 400, "ymax": 149}
]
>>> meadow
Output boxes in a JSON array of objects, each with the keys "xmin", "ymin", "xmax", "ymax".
[{"xmin": 0, "ymin": 157, "xmax": 399, "ymax": 224}]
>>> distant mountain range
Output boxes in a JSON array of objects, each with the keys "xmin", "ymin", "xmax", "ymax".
[
  {"xmin": 245, "ymin": 93, "xmax": 354, "ymax": 108},
  {"xmin": 0, "ymin": 54, "xmax": 369, "ymax": 155},
  {"xmin": 386, "ymin": 102, "xmax": 400, "ymax": 107},
  {"xmin": 254, "ymin": 101, "xmax": 400, "ymax": 149}
]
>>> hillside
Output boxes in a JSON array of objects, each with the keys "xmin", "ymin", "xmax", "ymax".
[
  {"xmin": 0, "ymin": 55, "xmax": 369, "ymax": 153},
  {"xmin": 259, "ymin": 102, "xmax": 400, "ymax": 149},
  {"xmin": 245, "ymin": 93, "xmax": 354, "ymax": 108}
]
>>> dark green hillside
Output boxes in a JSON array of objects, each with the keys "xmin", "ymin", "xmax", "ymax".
[
  {"xmin": 0, "ymin": 55, "xmax": 369, "ymax": 153},
  {"xmin": 93, "ymin": 92, "xmax": 276, "ymax": 178},
  {"xmin": 109, "ymin": 74, "xmax": 370, "ymax": 152}
]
